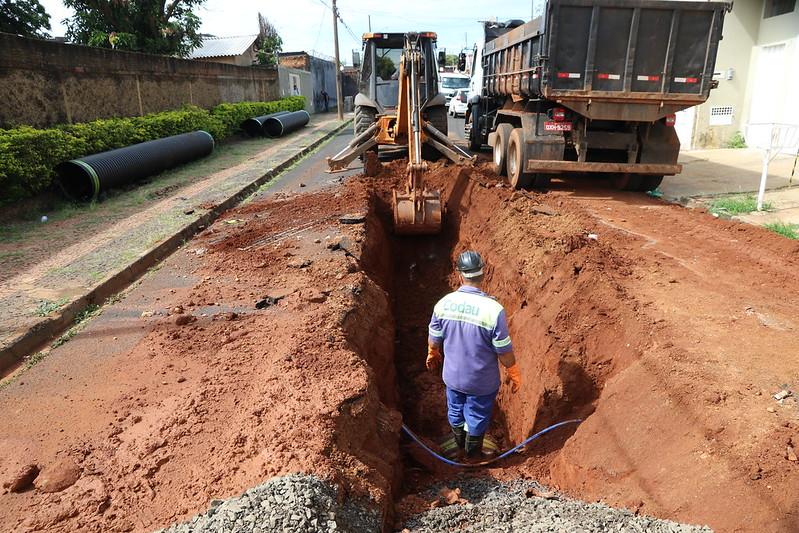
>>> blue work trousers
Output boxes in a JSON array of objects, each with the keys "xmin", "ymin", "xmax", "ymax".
[{"xmin": 446, "ymin": 386, "xmax": 497, "ymax": 436}]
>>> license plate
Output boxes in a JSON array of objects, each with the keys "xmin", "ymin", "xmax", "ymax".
[{"xmin": 544, "ymin": 121, "xmax": 572, "ymax": 132}]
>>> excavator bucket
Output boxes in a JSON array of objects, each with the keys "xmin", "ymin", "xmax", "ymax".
[{"xmin": 393, "ymin": 188, "xmax": 442, "ymax": 235}]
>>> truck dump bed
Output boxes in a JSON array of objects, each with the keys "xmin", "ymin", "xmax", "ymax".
[{"xmin": 483, "ymin": 0, "xmax": 730, "ymax": 121}]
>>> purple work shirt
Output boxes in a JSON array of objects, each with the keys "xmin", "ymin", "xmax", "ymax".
[{"xmin": 428, "ymin": 286, "xmax": 513, "ymax": 396}]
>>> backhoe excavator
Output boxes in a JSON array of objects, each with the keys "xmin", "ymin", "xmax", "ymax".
[{"xmin": 327, "ymin": 32, "xmax": 475, "ymax": 235}]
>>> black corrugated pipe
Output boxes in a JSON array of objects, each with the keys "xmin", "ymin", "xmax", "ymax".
[
  {"xmin": 264, "ymin": 110, "xmax": 311, "ymax": 137},
  {"xmin": 55, "ymin": 130, "xmax": 215, "ymax": 202},
  {"xmin": 241, "ymin": 111, "xmax": 292, "ymax": 137}
]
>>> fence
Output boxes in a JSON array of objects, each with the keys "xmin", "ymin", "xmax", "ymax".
[{"xmin": 744, "ymin": 122, "xmax": 799, "ymax": 210}]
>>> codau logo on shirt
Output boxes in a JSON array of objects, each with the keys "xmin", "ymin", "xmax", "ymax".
[{"xmin": 442, "ymin": 300, "xmax": 480, "ymax": 317}]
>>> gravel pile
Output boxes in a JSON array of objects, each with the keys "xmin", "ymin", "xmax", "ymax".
[
  {"xmin": 400, "ymin": 479, "xmax": 713, "ymax": 533},
  {"xmin": 156, "ymin": 474, "xmax": 380, "ymax": 533}
]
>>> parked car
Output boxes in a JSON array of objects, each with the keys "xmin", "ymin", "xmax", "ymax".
[
  {"xmin": 439, "ymin": 72, "xmax": 470, "ymax": 104},
  {"xmin": 448, "ymin": 89, "xmax": 468, "ymax": 117}
]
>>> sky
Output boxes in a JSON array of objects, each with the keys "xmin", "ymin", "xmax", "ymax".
[{"xmin": 39, "ymin": 0, "xmax": 545, "ymax": 63}]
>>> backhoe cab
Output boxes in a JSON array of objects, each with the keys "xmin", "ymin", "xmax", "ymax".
[{"xmin": 328, "ymin": 32, "xmax": 474, "ymax": 235}]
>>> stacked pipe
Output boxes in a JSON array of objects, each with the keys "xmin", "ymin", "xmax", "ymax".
[
  {"xmin": 55, "ymin": 131, "xmax": 215, "ymax": 201},
  {"xmin": 241, "ymin": 111, "xmax": 291, "ymax": 137},
  {"xmin": 241, "ymin": 110, "xmax": 310, "ymax": 138},
  {"xmin": 263, "ymin": 111, "xmax": 311, "ymax": 137}
]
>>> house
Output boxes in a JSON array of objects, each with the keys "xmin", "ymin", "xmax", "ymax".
[
  {"xmin": 279, "ymin": 51, "xmax": 337, "ymax": 113},
  {"xmin": 679, "ymin": 0, "xmax": 799, "ymax": 152},
  {"xmin": 277, "ymin": 66, "xmax": 313, "ymax": 112},
  {"xmin": 189, "ymin": 35, "xmax": 259, "ymax": 67}
]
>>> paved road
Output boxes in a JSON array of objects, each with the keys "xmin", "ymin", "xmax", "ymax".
[{"xmin": 250, "ymin": 126, "xmax": 363, "ymax": 198}]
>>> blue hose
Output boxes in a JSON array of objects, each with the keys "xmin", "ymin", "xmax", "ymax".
[{"xmin": 401, "ymin": 419, "xmax": 582, "ymax": 468}]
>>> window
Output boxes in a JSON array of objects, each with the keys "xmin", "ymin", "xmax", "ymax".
[
  {"xmin": 764, "ymin": 0, "xmax": 795, "ymax": 18},
  {"xmin": 440, "ymin": 76, "xmax": 470, "ymax": 89}
]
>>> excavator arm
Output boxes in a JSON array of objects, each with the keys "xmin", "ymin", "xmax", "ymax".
[{"xmin": 327, "ymin": 33, "xmax": 476, "ymax": 234}]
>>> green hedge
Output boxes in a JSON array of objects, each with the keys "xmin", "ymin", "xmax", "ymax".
[{"xmin": 0, "ymin": 96, "xmax": 306, "ymax": 202}]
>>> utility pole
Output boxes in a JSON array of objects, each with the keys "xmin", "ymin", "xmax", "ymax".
[
  {"xmin": 332, "ymin": 0, "xmax": 344, "ymax": 119},
  {"xmin": 368, "ymin": 15, "xmax": 371, "ymax": 32}
]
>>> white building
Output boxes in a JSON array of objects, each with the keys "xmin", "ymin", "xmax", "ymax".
[{"xmin": 678, "ymin": 0, "xmax": 799, "ymax": 153}]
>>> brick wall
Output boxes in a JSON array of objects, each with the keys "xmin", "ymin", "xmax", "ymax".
[{"xmin": 0, "ymin": 33, "xmax": 280, "ymax": 128}]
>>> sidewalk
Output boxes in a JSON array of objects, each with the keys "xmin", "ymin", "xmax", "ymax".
[
  {"xmin": 735, "ymin": 187, "xmax": 799, "ymax": 227},
  {"xmin": 0, "ymin": 115, "xmax": 351, "ymax": 372},
  {"xmin": 661, "ymin": 148, "xmax": 797, "ymax": 200}
]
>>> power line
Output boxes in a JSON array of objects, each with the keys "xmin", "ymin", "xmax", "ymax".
[
  {"xmin": 311, "ymin": 3, "xmax": 327, "ymax": 52},
  {"xmin": 315, "ymin": 0, "xmax": 360, "ymax": 43}
]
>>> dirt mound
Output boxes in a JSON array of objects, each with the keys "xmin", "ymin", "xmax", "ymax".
[
  {"xmin": 376, "ymin": 161, "xmax": 799, "ymax": 532},
  {"xmin": 2, "ymin": 155, "xmax": 799, "ymax": 533},
  {"xmin": 0, "ymin": 185, "xmax": 402, "ymax": 531}
]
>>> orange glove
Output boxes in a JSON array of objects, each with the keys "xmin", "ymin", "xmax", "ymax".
[
  {"xmin": 506, "ymin": 364, "xmax": 521, "ymax": 393},
  {"xmin": 426, "ymin": 344, "xmax": 442, "ymax": 370}
]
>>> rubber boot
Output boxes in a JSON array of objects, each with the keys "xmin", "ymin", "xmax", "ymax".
[
  {"xmin": 452, "ymin": 424, "xmax": 466, "ymax": 449},
  {"xmin": 465, "ymin": 433, "xmax": 484, "ymax": 458},
  {"xmin": 440, "ymin": 424, "xmax": 466, "ymax": 459}
]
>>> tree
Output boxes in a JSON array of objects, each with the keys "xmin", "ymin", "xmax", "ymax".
[
  {"xmin": 445, "ymin": 54, "xmax": 458, "ymax": 67},
  {"xmin": 0, "ymin": 0, "xmax": 51, "ymax": 38},
  {"xmin": 376, "ymin": 55, "xmax": 396, "ymax": 80},
  {"xmin": 255, "ymin": 13, "xmax": 281, "ymax": 67},
  {"xmin": 62, "ymin": 0, "xmax": 206, "ymax": 57}
]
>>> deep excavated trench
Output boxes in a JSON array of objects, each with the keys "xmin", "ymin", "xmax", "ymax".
[{"xmin": 352, "ymin": 162, "xmax": 652, "ymax": 520}]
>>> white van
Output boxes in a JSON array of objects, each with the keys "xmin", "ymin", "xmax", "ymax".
[{"xmin": 439, "ymin": 72, "xmax": 470, "ymax": 105}]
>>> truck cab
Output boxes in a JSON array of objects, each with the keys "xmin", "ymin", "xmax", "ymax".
[{"xmin": 356, "ymin": 32, "xmax": 445, "ymax": 114}]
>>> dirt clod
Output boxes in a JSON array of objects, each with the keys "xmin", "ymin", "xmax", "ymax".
[
  {"xmin": 174, "ymin": 314, "xmax": 196, "ymax": 326},
  {"xmin": 787, "ymin": 446, "xmax": 798, "ymax": 462},
  {"xmin": 302, "ymin": 289, "xmax": 327, "ymax": 304},
  {"xmin": 34, "ymin": 458, "xmax": 81, "ymax": 493},
  {"xmin": 4, "ymin": 464, "xmax": 39, "ymax": 493}
]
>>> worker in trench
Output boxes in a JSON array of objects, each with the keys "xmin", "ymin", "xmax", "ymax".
[{"xmin": 427, "ymin": 250, "xmax": 521, "ymax": 459}]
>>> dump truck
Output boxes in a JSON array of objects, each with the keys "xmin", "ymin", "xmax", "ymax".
[{"xmin": 465, "ymin": 0, "xmax": 731, "ymax": 191}]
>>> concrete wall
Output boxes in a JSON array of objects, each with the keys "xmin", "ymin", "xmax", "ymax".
[
  {"xmin": 280, "ymin": 53, "xmax": 338, "ymax": 114},
  {"xmin": 341, "ymin": 68, "xmax": 359, "ymax": 98},
  {"xmin": 0, "ymin": 33, "xmax": 279, "ymax": 128},
  {"xmin": 757, "ymin": 3, "xmax": 799, "ymax": 43},
  {"xmin": 278, "ymin": 66, "xmax": 313, "ymax": 112}
]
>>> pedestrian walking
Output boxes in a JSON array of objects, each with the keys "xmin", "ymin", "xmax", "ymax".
[{"xmin": 321, "ymin": 89, "xmax": 329, "ymax": 112}]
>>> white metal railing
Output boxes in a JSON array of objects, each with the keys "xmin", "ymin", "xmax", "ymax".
[{"xmin": 744, "ymin": 122, "xmax": 799, "ymax": 211}]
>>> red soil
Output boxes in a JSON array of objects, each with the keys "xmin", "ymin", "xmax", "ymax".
[
  {"xmin": 0, "ymin": 186, "xmax": 402, "ymax": 532},
  {"xmin": 1, "ymin": 157, "xmax": 798, "ymax": 533}
]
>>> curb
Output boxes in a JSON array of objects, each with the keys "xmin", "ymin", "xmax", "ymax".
[{"xmin": 0, "ymin": 119, "xmax": 352, "ymax": 375}]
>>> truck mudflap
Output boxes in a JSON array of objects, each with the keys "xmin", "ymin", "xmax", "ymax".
[{"xmin": 524, "ymin": 160, "xmax": 681, "ymax": 175}]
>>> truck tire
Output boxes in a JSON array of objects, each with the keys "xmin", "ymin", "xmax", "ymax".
[
  {"xmin": 612, "ymin": 173, "xmax": 642, "ymax": 191},
  {"xmin": 507, "ymin": 128, "xmax": 550, "ymax": 189},
  {"xmin": 422, "ymin": 106, "xmax": 448, "ymax": 161},
  {"xmin": 468, "ymin": 104, "xmax": 483, "ymax": 152},
  {"xmin": 354, "ymin": 105, "xmax": 377, "ymax": 161},
  {"xmin": 637, "ymin": 175, "xmax": 664, "ymax": 192},
  {"xmin": 354, "ymin": 105, "xmax": 376, "ymax": 135},
  {"xmin": 491, "ymin": 123, "xmax": 513, "ymax": 176}
]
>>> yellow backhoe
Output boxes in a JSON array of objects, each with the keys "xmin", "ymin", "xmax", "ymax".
[{"xmin": 327, "ymin": 32, "xmax": 475, "ymax": 235}]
